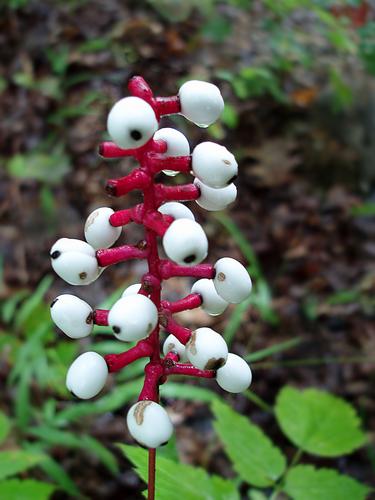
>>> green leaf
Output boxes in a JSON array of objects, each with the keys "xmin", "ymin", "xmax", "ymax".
[
  {"xmin": 275, "ymin": 386, "xmax": 366, "ymax": 457},
  {"xmin": 0, "ymin": 450, "xmax": 45, "ymax": 480},
  {"xmin": 119, "ymin": 445, "xmax": 240, "ymax": 500},
  {"xmin": 22, "ymin": 443, "xmax": 80, "ymax": 498},
  {"xmin": 28, "ymin": 427, "xmax": 118, "ymax": 474},
  {"xmin": 212, "ymin": 400, "xmax": 286, "ymax": 487},
  {"xmin": 0, "ymin": 479, "xmax": 54, "ymax": 500},
  {"xmin": 7, "ymin": 148, "xmax": 71, "ymax": 185},
  {"xmin": 14, "ymin": 275, "xmax": 53, "ymax": 329},
  {"xmin": 0, "ymin": 412, "xmax": 11, "ymax": 444},
  {"xmin": 283, "ymin": 465, "xmax": 370, "ymax": 500},
  {"xmin": 246, "ymin": 337, "xmax": 304, "ymax": 362},
  {"xmin": 81, "ymin": 435, "xmax": 119, "ymax": 475},
  {"xmin": 54, "ymin": 378, "xmax": 143, "ymax": 425},
  {"xmin": 160, "ymin": 382, "xmax": 219, "ymax": 403}
]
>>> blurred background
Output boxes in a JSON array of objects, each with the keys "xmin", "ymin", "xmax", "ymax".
[{"xmin": 0, "ymin": 0, "xmax": 375, "ymax": 498}]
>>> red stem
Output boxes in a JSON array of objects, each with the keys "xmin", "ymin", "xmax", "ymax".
[
  {"xmin": 159, "ymin": 260, "xmax": 215, "ymax": 280},
  {"xmin": 98, "ymin": 142, "xmax": 138, "ymax": 158},
  {"xmin": 147, "ymin": 154, "xmax": 192, "ymax": 174},
  {"xmin": 96, "ymin": 245, "xmax": 147, "ymax": 267},
  {"xmin": 155, "ymin": 183, "xmax": 200, "ymax": 205},
  {"xmin": 161, "ymin": 313, "xmax": 192, "ymax": 344},
  {"xmin": 155, "ymin": 96, "xmax": 181, "ymax": 116},
  {"xmin": 105, "ymin": 340, "xmax": 154, "ymax": 372},
  {"xmin": 161, "ymin": 293, "xmax": 202, "ymax": 313},
  {"xmin": 93, "ymin": 309, "xmax": 109, "ymax": 326},
  {"xmin": 143, "ymin": 211, "xmax": 174, "ymax": 236},
  {"xmin": 164, "ymin": 363, "xmax": 216, "ymax": 378},
  {"xmin": 128, "ymin": 76, "xmax": 154, "ymax": 103},
  {"xmin": 106, "ymin": 169, "xmax": 151, "ymax": 197}
]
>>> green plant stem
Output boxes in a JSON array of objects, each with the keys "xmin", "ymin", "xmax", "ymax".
[
  {"xmin": 246, "ymin": 337, "xmax": 304, "ymax": 362},
  {"xmin": 244, "ymin": 390, "xmax": 273, "ymax": 413}
]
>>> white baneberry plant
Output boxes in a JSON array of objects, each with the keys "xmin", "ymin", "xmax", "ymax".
[{"xmin": 50, "ymin": 76, "xmax": 252, "ymax": 496}]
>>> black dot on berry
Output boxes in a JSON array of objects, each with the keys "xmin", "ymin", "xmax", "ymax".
[
  {"xmin": 184, "ymin": 254, "xmax": 196, "ymax": 264},
  {"xmin": 112, "ymin": 326, "xmax": 121, "ymax": 334},
  {"xmin": 130, "ymin": 130, "xmax": 142, "ymax": 141},
  {"xmin": 50, "ymin": 250, "xmax": 61, "ymax": 259},
  {"xmin": 50, "ymin": 298, "xmax": 58, "ymax": 308}
]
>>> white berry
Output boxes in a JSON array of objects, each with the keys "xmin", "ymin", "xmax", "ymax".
[
  {"xmin": 191, "ymin": 279, "xmax": 228, "ymax": 316},
  {"xmin": 127, "ymin": 400, "xmax": 173, "ymax": 448},
  {"xmin": 158, "ymin": 202, "xmax": 195, "ymax": 221},
  {"xmin": 163, "ymin": 334, "xmax": 188, "ymax": 362},
  {"xmin": 107, "ymin": 96, "xmax": 158, "ymax": 149},
  {"xmin": 84, "ymin": 207, "xmax": 122, "ymax": 250},
  {"xmin": 108, "ymin": 295, "xmax": 158, "ymax": 341},
  {"xmin": 153, "ymin": 127, "xmax": 190, "ymax": 177},
  {"xmin": 50, "ymin": 294, "xmax": 93, "ymax": 338},
  {"xmin": 162, "ymin": 218, "xmax": 208, "ymax": 266},
  {"xmin": 50, "ymin": 238, "xmax": 100, "ymax": 286},
  {"xmin": 179, "ymin": 80, "xmax": 224, "ymax": 127},
  {"xmin": 122, "ymin": 283, "xmax": 142, "ymax": 297},
  {"xmin": 66, "ymin": 352, "xmax": 108, "ymax": 399},
  {"xmin": 192, "ymin": 142, "xmax": 237, "ymax": 188},
  {"xmin": 216, "ymin": 353, "xmax": 252, "ymax": 393},
  {"xmin": 214, "ymin": 257, "xmax": 252, "ymax": 304},
  {"xmin": 194, "ymin": 178, "xmax": 237, "ymax": 211},
  {"xmin": 186, "ymin": 327, "xmax": 228, "ymax": 370}
]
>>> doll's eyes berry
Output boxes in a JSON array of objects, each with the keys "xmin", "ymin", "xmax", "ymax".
[
  {"xmin": 130, "ymin": 129, "xmax": 142, "ymax": 140},
  {"xmin": 49, "ymin": 77, "xmax": 253, "ymax": 453}
]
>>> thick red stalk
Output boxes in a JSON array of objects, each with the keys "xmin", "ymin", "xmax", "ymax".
[
  {"xmin": 96, "ymin": 245, "xmax": 147, "ymax": 267},
  {"xmin": 161, "ymin": 293, "xmax": 202, "ymax": 313},
  {"xmin": 154, "ymin": 183, "xmax": 200, "ymax": 205},
  {"xmin": 154, "ymin": 96, "xmax": 181, "ymax": 116},
  {"xmin": 159, "ymin": 260, "xmax": 215, "ymax": 280},
  {"xmin": 164, "ymin": 363, "xmax": 215, "ymax": 378},
  {"xmin": 93, "ymin": 309, "xmax": 109, "ymax": 326}
]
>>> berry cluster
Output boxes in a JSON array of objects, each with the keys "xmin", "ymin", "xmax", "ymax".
[{"xmin": 50, "ymin": 77, "xmax": 253, "ymax": 449}]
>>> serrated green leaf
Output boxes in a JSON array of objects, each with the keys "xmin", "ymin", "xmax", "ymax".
[
  {"xmin": 212, "ymin": 400, "xmax": 286, "ymax": 487},
  {"xmin": 0, "ymin": 479, "xmax": 55, "ymax": 500},
  {"xmin": 0, "ymin": 411, "xmax": 11, "ymax": 444},
  {"xmin": 119, "ymin": 445, "xmax": 240, "ymax": 500},
  {"xmin": 275, "ymin": 386, "xmax": 366, "ymax": 457},
  {"xmin": 0, "ymin": 450, "xmax": 45, "ymax": 480},
  {"xmin": 283, "ymin": 465, "xmax": 370, "ymax": 500}
]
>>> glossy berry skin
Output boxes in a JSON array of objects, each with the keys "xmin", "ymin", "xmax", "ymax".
[
  {"xmin": 216, "ymin": 353, "xmax": 252, "ymax": 393},
  {"xmin": 127, "ymin": 401, "xmax": 173, "ymax": 448},
  {"xmin": 191, "ymin": 278, "xmax": 228, "ymax": 316},
  {"xmin": 108, "ymin": 295, "xmax": 158, "ymax": 342},
  {"xmin": 122, "ymin": 283, "xmax": 142, "ymax": 297},
  {"xmin": 107, "ymin": 96, "xmax": 158, "ymax": 149},
  {"xmin": 158, "ymin": 202, "xmax": 195, "ymax": 221},
  {"xmin": 186, "ymin": 327, "xmax": 228, "ymax": 370},
  {"xmin": 213, "ymin": 257, "xmax": 252, "ymax": 303},
  {"xmin": 66, "ymin": 352, "xmax": 108, "ymax": 399},
  {"xmin": 163, "ymin": 334, "xmax": 188, "ymax": 362},
  {"xmin": 179, "ymin": 80, "xmax": 224, "ymax": 127},
  {"xmin": 192, "ymin": 142, "xmax": 237, "ymax": 188},
  {"xmin": 50, "ymin": 238, "xmax": 100, "ymax": 286},
  {"xmin": 153, "ymin": 128, "xmax": 190, "ymax": 176},
  {"xmin": 194, "ymin": 178, "xmax": 237, "ymax": 211},
  {"xmin": 162, "ymin": 218, "xmax": 208, "ymax": 266},
  {"xmin": 50, "ymin": 294, "xmax": 93, "ymax": 339},
  {"xmin": 84, "ymin": 207, "xmax": 122, "ymax": 249}
]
